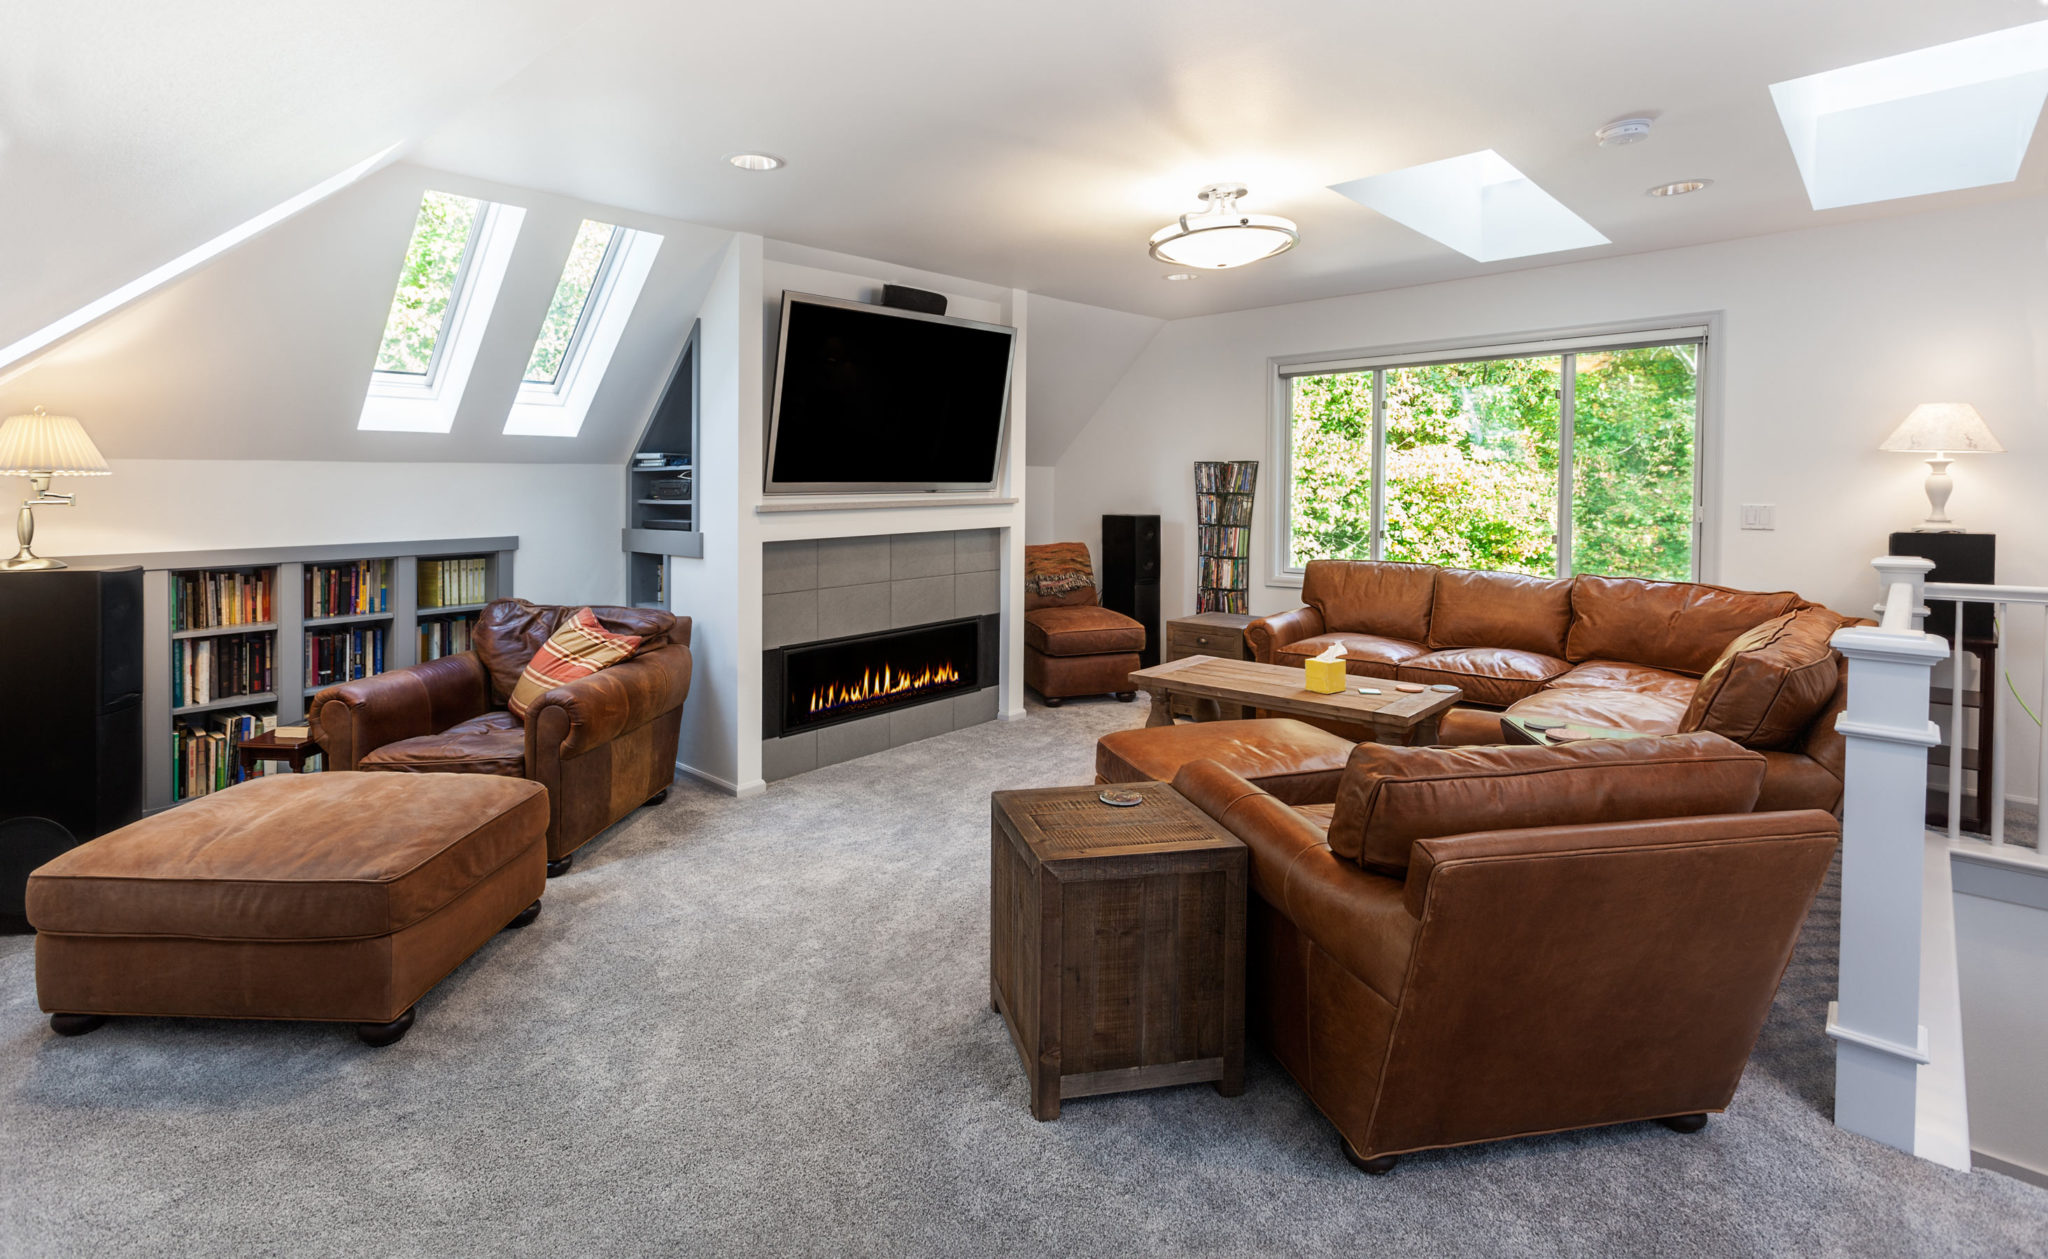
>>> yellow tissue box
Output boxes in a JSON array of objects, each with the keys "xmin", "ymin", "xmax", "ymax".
[{"xmin": 1304, "ymin": 657, "xmax": 1348, "ymax": 694}]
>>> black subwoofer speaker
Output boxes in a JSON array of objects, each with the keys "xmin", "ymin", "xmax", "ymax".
[
  {"xmin": 0, "ymin": 566, "xmax": 144, "ymax": 931},
  {"xmin": 1889, "ymin": 532, "xmax": 1994, "ymax": 642},
  {"xmin": 1101, "ymin": 514, "xmax": 1161, "ymax": 669}
]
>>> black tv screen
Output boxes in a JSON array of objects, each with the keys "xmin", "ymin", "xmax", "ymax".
[{"xmin": 766, "ymin": 292, "xmax": 1016, "ymax": 493}]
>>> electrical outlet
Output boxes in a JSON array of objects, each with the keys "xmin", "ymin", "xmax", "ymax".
[{"xmin": 1740, "ymin": 503, "xmax": 1776, "ymax": 531}]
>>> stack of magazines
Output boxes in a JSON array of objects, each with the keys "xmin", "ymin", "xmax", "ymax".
[{"xmin": 634, "ymin": 451, "xmax": 687, "ymax": 471}]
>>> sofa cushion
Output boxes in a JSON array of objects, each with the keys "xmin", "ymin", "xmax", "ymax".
[
  {"xmin": 1096, "ymin": 718, "xmax": 1357, "ymax": 806},
  {"xmin": 1023, "ymin": 542, "xmax": 1100, "ymax": 611},
  {"xmin": 1680, "ymin": 607, "xmax": 1845, "ymax": 749},
  {"xmin": 1301, "ymin": 559, "xmax": 1436, "ymax": 642},
  {"xmin": 1567, "ymin": 575, "xmax": 1801, "ymax": 675},
  {"xmin": 1396, "ymin": 647, "xmax": 1569, "ymax": 707},
  {"xmin": 25, "ymin": 772, "xmax": 547, "ymax": 940},
  {"xmin": 1024, "ymin": 604, "xmax": 1145, "ymax": 656},
  {"xmin": 1272, "ymin": 632, "xmax": 1428, "ymax": 680},
  {"xmin": 1545, "ymin": 659, "xmax": 1699, "ymax": 703},
  {"xmin": 1324, "ymin": 731, "xmax": 1767, "ymax": 876},
  {"xmin": 359, "ymin": 711, "xmax": 527, "ymax": 777},
  {"xmin": 1427, "ymin": 568, "xmax": 1573, "ymax": 657},
  {"xmin": 1502, "ymin": 686, "xmax": 1691, "ymax": 736},
  {"xmin": 1435, "ymin": 706, "xmax": 1509, "ymax": 745},
  {"xmin": 476, "ymin": 599, "xmax": 678, "ymax": 705}
]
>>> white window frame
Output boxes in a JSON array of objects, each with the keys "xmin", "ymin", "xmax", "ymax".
[
  {"xmin": 520, "ymin": 223, "xmax": 625, "ymax": 391},
  {"xmin": 1267, "ymin": 316, "xmax": 1719, "ymax": 588},
  {"xmin": 359, "ymin": 199, "xmax": 527, "ymax": 434},
  {"xmin": 504, "ymin": 226, "xmax": 663, "ymax": 438}
]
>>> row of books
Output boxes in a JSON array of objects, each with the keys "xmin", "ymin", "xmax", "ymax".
[
  {"xmin": 634, "ymin": 451, "xmax": 689, "ymax": 471},
  {"xmin": 1198, "ymin": 525, "xmax": 1252, "ymax": 559},
  {"xmin": 307, "ymin": 626, "xmax": 386, "ymax": 689},
  {"xmin": 172, "ymin": 711, "xmax": 276, "ymax": 802},
  {"xmin": 1197, "ymin": 495, "xmax": 1256, "ymax": 528},
  {"xmin": 173, "ymin": 569, "xmax": 274, "ymax": 631},
  {"xmin": 306, "ymin": 561, "xmax": 389, "ymax": 619},
  {"xmin": 420, "ymin": 613, "xmax": 477, "ymax": 661},
  {"xmin": 420, "ymin": 557, "xmax": 488, "ymax": 609},
  {"xmin": 1197, "ymin": 590, "xmax": 1251, "ymax": 615},
  {"xmin": 1194, "ymin": 461, "xmax": 1259, "ymax": 496},
  {"xmin": 173, "ymin": 634, "xmax": 275, "ymax": 709},
  {"xmin": 1198, "ymin": 555, "xmax": 1250, "ymax": 593}
]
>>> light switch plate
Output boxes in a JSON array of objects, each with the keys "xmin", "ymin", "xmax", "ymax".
[{"xmin": 1740, "ymin": 503, "xmax": 1776, "ymax": 531}]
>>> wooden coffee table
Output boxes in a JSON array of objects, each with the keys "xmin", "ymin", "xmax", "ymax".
[
  {"xmin": 1127, "ymin": 655, "xmax": 1461, "ymax": 747},
  {"xmin": 989, "ymin": 781, "xmax": 1245, "ymax": 1120}
]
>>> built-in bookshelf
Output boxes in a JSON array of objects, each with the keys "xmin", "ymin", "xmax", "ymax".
[
  {"xmin": 1194, "ymin": 461, "xmax": 1257, "ymax": 615},
  {"xmin": 625, "ymin": 321, "xmax": 701, "ymax": 588},
  {"xmin": 65, "ymin": 537, "xmax": 517, "ymax": 814}
]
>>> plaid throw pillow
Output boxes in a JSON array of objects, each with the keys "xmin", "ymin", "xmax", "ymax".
[
  {"xmin": 507, "ymin": 607, "xmax": 643, "ymax": 720},
  {"xmin": 1025, "ymin": 542, "xmax": 1095, "ymax": 600}
]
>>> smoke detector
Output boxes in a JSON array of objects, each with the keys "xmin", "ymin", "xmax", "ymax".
[{"xmin": 1595, "ymin": 117, "xmax": 1654, "ymax": 147}]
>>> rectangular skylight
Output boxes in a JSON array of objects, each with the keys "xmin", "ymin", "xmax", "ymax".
[
  {"xmin": 503, "ymin": 226, "xmax": 662, "ymax": 438},
  {"xmin": 1771, "ymin": 20, "xmax": 2048, "ymax": 209},
  {"xmin": 1329, "ymin": 150, "xmax": 1609, "ymax": 262},
  {"xmin": 524, "ymin": 220, "xmax": 622, "ymax": 386}
]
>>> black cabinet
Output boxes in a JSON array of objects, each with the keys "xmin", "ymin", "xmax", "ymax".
[{"xmin": 1101, "ymin": 514, "xmax": 1161, "ymax": 669}]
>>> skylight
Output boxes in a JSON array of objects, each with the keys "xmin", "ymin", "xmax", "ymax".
[
  {"xmin": 375, "ymin": 191, "xmax": 483, "ymax": 378},
  {"xmin": 523, "ymin": 219, "xmax": 623, "ymax": 386},
  {"xmin": 1329, "ymin": 150, "xmax": 1609, "ymax": 262},
  {"xmin": 1770, "ymin": 20, "xmax": 2048, "ymax": 210}
]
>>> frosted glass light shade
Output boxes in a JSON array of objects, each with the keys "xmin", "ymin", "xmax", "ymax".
[
  {"xmin": 0, "ymin": 407, "xmax": 109, "ymax": 476},
  {"xmin": 1148, "ymin": 185, "xmax": 1298, "ymax": 269},
  {"xmin": 1878, "ymin": 403, "xmax": 2004, "ymax": 454}
]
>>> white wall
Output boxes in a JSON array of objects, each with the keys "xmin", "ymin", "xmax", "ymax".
[
  {"xmin": 1025, "ymin": 466, "xmax": 1057, "ymax": 543},
  {"xmin": 1954, "ymin": 862, "xmax": 2048, "ymax": 1186},
  {"xmin": 52, "ymin": 458, "xmax": 624, "ymax": 606}
]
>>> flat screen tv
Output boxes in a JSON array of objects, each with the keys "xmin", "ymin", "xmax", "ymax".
[{"xmin": 765, "ymin": 291, "xmax": 1016, "ymax": 494}]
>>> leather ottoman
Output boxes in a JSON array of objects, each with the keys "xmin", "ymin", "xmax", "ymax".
[
  {"xmin": 27, "ymin": 772, "xmax": 548, "ymax": 1046},
  {"xmin": 1096, "ymin": 718, "xmax": 1357, "ymax": 806}
]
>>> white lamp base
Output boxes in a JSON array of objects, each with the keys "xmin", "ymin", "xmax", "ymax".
[{"xmin": 1918, "ymin": 455, "xmax": 1955, "ymax": 530}]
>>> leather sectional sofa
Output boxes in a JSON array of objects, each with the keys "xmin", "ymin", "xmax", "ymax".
[{"xmin": 1244, "ymin": 561, "xmax": 1856, "ymax": 812}]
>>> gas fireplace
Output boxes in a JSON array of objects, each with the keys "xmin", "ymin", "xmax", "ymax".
[{"xmin": 764, "ymin": 614, "xmax": 998, "ymax": 738}]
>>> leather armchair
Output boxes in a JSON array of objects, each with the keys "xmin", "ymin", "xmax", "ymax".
[
  {"xmin": 311, "ymin": 600, "xmax": 693, "ymax": 875},
  {"xmin": 1173, "ymin": 732, "xmax": 1837, "ymax": 1173}
]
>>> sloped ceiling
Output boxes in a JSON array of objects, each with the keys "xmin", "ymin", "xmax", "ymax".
[
  {"xmin": 0, "ymin": 164, "xmax": 733, "ymax": 463},
  {"xmin": 1025, "ymin": 297, "xmax": 1162, "ymax": 466}
]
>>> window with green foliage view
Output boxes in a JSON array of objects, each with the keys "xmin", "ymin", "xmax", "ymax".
[
  {"xmin": 374, "ymin": 191, "xmax": 483, "ymax": 377},
  {"xmin": 524, "ymin": 220, "xmax": 621, "ymax": 385},
  {"xmin": 1285, "ymin": 339, "xmax": 1698, "ymax": 580}
]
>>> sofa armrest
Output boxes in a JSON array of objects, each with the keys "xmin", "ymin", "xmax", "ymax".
[
  {"xmin": 524, "ymin": 641, "xmax": 693, "ymax": 763},
  {"xmin": 308, "ymin": 653, "xmax": 492, "ymax": 770},
  {"xmin": 1244, "ymin": 605, "xmax": 1324, "ymax": 663}
]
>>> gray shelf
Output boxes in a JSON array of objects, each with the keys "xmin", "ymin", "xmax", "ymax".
[
  {"xmin": 173, "ymin": 692, "xmax": 278, "ymax": 717},
  {"xmin": 171, "ymin": 621, "xmax": 276, "ymax": 641},
  {"xmin": 418, "ymin": 602, "xmax": 486, "ymax": 617},
  {"xmin": 305, "ymin": 679, "xmax": 379, "ymax": 697},
  {"xmin": 304, "ymin": 611, "xmax": 394, "ymax": 628}
]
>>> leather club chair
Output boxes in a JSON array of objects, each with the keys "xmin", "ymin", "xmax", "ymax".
[
  {"xmin": 1173, "ymin": 731, "xmax": 1837, "ymax": 1173},
  {"xmin": 1022, "ymin": 541, "xmax": 1146, "ymax": 707},
  {"xmin": 310, "ymin": 599, "xmax": 692, "ymax": 877}
]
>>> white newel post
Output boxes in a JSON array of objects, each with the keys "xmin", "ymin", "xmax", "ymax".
[{"xmin": 1828, "ymin": 556, "xmax": 1945, "ymax": 1154}]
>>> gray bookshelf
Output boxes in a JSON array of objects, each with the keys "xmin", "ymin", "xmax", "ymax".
[
  {"xmin": 68, "ymin": 536, "xmax": 516, "ymax": 814},
  {"xmin": 626, "ymin": 321, "xmax": 701, "ymax": 607}
]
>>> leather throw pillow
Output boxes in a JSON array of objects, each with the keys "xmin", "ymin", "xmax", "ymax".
[
  {"xmin": 507, "ymin": 606, "xmax": 643, "ymax": 720},
  {"xmin": 1679, "ymin": 607, "xmax": 1844, "ymax": 749},
  {"xmin": 1023, "ymin": 542, "xmax": 1098, "ymax": 608}
]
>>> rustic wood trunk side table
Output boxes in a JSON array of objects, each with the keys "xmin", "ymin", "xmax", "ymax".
[{"xmin": 990, "ymin": 781, "xmax": 1246, "ymax": 1121}]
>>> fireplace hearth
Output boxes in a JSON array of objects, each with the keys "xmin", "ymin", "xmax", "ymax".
[{"xmin": 764, "ymin": 614, "xmax": 998, "ymax": 738}]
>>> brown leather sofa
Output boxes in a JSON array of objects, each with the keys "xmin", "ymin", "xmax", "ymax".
[
  {"xmin": 1245, "ymin": 561, "xmax": 1856, "ymax": 812},
  {"xmin": 1173, "ymin": 733, "xmax": 1838, "ymax": 1172},
  {"xmin": 311, "ymin": 599, "xmax": 692, "ymax": 876},
  {"xmin": 1023, "ymin": 542, "xmax": 1146, "ymax": 706}
]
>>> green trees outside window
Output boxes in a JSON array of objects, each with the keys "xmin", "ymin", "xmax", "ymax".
[
  {"xmin": 523, "ymin": 219, "xmax": 621, "ymax": 385},
  {"xmin": 1286, "ymin": 340, "xmax": 1697, "ymax": 581},
  {"xmin": 374, "ymin": 191, "xmax": 482, "ymax": 376}
]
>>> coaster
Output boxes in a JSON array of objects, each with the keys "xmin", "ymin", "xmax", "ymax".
[
  {"xmin": 1395, "ymin": 683, "xmax": 1426, "ymax": 693},
  {"xmin": 1098, "ymin": 789, "xmax": 1144, "ymax": 808},
  {"xmin": 1521, "ymin": 717, "xmax": 1565, "ymax": 730},
  {"xmin": 1428, "ymin": 683, "xmax": 1460, "ymax": 693},
  {"xmin": 1356, "ymin": 687, "xmax": 1382, "ymax": 695}
]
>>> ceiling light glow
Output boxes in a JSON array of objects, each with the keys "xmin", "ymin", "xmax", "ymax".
[
  {"xmin": 1770, "ymin": 20, "xmax": 2048, "ymax": 209},
  {"xmin": 1328, "ymin": 150, "xmax": 1610, "ymax": 262},
  {"xmin": 1147, "ymin": 184, "xmax": 1298, "ymax": 269},
  {"xmin": 1647, "ymin": 179, "xmax": 1712, "ymax": 197},
  {"xmin": 727, "ymin": 153, "xmax": 785, "ymax": 171}
]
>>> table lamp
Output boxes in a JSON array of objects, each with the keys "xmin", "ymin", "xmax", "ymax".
[
  {"xmin": 0, "ymin": 406, "xmax": 110, "ymax": 571},
  {"xmin": 1878, "ymin": 403, "xmax": 2002, "ymax": 532}
]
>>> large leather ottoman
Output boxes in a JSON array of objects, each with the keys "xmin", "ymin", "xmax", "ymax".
[
  {"xmin": 1096, "ymin": 718, "xmax": 1357, "ymax": 805},
  {"xmin": 27, "ymin": 772, "xmax": 548, "ymax": 1046}
]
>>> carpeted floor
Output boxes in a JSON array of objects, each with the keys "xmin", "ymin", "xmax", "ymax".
[{"xmin": 3, "ymin": 696, "xmax": 2046, "ymax": 1257}]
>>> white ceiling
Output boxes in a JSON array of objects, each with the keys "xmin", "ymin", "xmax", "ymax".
[{"xmin": 5, "ymin": 0, "xmax": 2046, "ymax": 342}]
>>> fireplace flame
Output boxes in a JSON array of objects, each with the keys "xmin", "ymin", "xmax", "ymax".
[{"xmin": 810, "ymin": 660, "xmax": 963, "ymax": 715}]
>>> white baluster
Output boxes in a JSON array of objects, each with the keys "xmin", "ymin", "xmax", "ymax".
[
  {"xmin": 1990, "ymin": 603, "xmax": 2006, "ymax": 847},
  {"xmin": 1949, "ymin": 602, "xmax": 1964, "ymax": 841}
]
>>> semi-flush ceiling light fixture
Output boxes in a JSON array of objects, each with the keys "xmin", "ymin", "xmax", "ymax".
[
  {"xmin": 727, "ymin": 153, "xmax": 785, "ymax": 171},
  {"xmin": 1647, "ymin": 179, "xmax": 1712, "ymax": 197},
  {"xmin": 1148, "ymin": 184, "xmax": 1298, "ymax": 269}
]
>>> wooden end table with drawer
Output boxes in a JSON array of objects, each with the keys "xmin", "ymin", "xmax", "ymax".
[
  {"xmin": 989, "ymin": 781, "xmax": 1246, "ymax": 1120},
  {"xmin": 1164, "ymin": 612, "xmax": 1259, "ymax": 721}
]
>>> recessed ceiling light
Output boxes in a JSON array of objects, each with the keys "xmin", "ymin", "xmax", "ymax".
[
  {"xmin": 1148, "ymin": 184, "xmax": 1299, "ymax": 269},
  {"xmin": 1162, "ymin": 272, "xmax": 1198, "ymax": 282},
  {"xmin": 727, "ymin": 153, "xmax": 785, "ymax": 171},
  {"xmin": 1329, "ymin": 150, "xmax": 1609, "ymax": 262},
  {"xmin": 1647, "ymin": 179, "xmax": 1711, "ymax": 197},
  {"xmin": 1595, "ymin": 117, "xmax": 1654, "ymax": 147}
]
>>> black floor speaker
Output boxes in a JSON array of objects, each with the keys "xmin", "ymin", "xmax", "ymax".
[
  {"xmin": 1101, "ymin": 515, "xmax": 1161, "ymax": 669},
  {"xmin": 0, "ymin": 566, "xmax": 144, "ymax": 931},
  {"xmin": 1889, "ymin": 532, "xmax": 1994, "ymax": 642}
]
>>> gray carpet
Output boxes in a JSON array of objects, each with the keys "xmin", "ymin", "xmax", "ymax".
[{"xmin": 4, "ymin": 696, "xmax": 2046, "ymax": 1258}]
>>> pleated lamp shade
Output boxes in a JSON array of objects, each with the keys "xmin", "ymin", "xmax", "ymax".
[{"xmin": 0, "ymin": 406, "xmax": 110, "ymax": 476}]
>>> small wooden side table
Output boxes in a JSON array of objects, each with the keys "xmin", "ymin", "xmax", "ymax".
[
  {"xmin": 1163, "ymin": 611, "xmax": 1258, "ymax": 720},
  {"xmin": 1499, "ymin": 715, "xmax": 1646, "ymax": 747},
  {"xmin": 990, "ymin": 781, "xmax": 1246, "ymax": 1120},
  {"xmin": 236, "ymin": 730, "xmax": 321, "ymax": 775}
]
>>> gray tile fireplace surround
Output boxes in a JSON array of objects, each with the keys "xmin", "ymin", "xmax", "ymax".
[{"xmin": 761, "ymin": 529, "xmax": 1001, "ymax": 782}]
